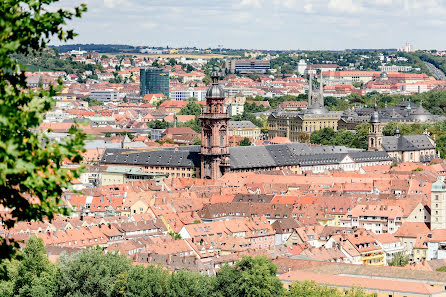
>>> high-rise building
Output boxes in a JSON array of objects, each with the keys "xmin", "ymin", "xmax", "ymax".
[
  {"xmin": 140, "ymin": 68, "xmax": 169, "ymax": 97},
  {"xmin": 225, "ymin": 60, "xmax": 270, "ymax": 74},
  {"xmin": 200, "ymin": 72, "xmax": 230, "ymax": 179}
]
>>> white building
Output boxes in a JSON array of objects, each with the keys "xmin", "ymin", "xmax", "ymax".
[
  {"xmin": 169, "ymin": 87, "xmax": 206, "ymax": 101},
  {"xmin": 297, "ymin": 59, "xmax": 307, "ymax": 75},
  {"xmin": 379, "ymin": 65, "xmax": 413, "ymax": 72},
  {"xmin": 90, "ymin": 89, "xmax": 120, "ymax": 102},
  {"xmin": 398, "ymin": 42, "xmax": 415, "ymax": 53}
]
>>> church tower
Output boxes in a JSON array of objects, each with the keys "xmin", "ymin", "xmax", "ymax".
[
  {"xmin": 368, "ymin": 104, "xmax": 383, "ymax": 151},
  {"xmin": 200, "ymin": 72, "xmax": 230, "ymax": 179},
  {"xmin": 431, "ymin": 177, "xmax": 446, "ymax": 230}
]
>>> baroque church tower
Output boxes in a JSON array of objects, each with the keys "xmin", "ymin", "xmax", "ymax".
[
  {"xmin": 200, "ymin": 72, "xmax": 230, "ymax": 179},
  {"xmin": 368, "ymin": 104, "xmax": 383, "ymax": 151}
]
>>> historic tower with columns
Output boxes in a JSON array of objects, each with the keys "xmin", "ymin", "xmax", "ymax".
[{"xmin": 200, "ymin": 72, "xmax": 230, "ymax": 179}]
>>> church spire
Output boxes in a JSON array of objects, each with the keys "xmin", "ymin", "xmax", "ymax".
[{"xmin": 308, "ymin": 72, "xmax": 313, "ymax": 106}]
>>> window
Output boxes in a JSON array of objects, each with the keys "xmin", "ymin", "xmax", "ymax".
[{"xmin": 207, "ymin": 134, "xmax": 211, "ymax": 147}]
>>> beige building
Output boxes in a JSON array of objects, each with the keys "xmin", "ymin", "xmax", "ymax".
[
  {"xmin": 431, "ymin": 177, "xmax": 446, "ymax": 230},
  {"xmin": 268, "ymin": 104, "xmax": 341, "ymax": 141},
  {"xmin": 368, "ymin": 107, "xmax": 437, "ymax": 163},
  {"xmin": 228, "ymin": 121, "xmax": 261, "ymax": 140},
  {"xmin": 100, "ymin": 166, "xmax": 166, "ymax": 186}
]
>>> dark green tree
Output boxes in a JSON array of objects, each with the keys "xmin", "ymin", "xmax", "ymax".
[
  {"xmin": 57, "ymin": 249, "xmax": 131, "ymax": 297},
  {"xmin": 112, "ymin": 265, "xmax": 167, "ymax": 297},
  {"xmin": 239, "ymin": 137, "xmax": 252, "ymax": 146},
  {"xmin": 179, "ymin": 102, "xmax": 202, "ymax": 117},
  {"xmin": 13, "ymin": 237, "xmax": 58, "ymax": 297},
  {"xmin": 214, "ymin": 256, "xmax": 284, "ymax": 297},
  {"xmin": 166, "ymin": 270, "xmax": 214, "ymax": 297},
  {"xmin": 0, "ymin": 0, "xmax": 87, "ymax": 258},
  {"xmin": 148, "ymin": 120, "xmax": 170, "ymax": 129}
]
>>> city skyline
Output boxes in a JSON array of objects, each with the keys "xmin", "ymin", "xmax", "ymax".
[{"xmin": 52, "ymin": 0, "xmax": 446, "ymax": 50}]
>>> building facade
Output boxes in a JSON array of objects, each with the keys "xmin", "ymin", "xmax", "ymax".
[
  {"xmin": 431, "ymin": 177, "xmax": 446, "ymax": 230},
  {"xmin": 225, "ymin": 60, "xmax": 270, "ymax": 74},
  {"xmin": 140, "ymin": 67, "xmax": 170, "ymax": 97},
  {"xmin": 200, "ymin": 72, "xmax": 231, "ymax": 179}
]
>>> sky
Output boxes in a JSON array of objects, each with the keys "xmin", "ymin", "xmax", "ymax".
[{"xmin": 52, "ymin": 0, "xmax": 446, "ymax": 50}]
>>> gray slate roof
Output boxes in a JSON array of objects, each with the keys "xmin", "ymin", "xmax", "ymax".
[
  {"xmin": 101, "ymin": 143, "xmax": 391, "ymax": 170},
  {"xmin": 229, "ymin": 121, "xmax": 258, "ymax": 129},
  {"xmin": 382, "ymin": 134, "xmax": 435, "ymax": 152}
]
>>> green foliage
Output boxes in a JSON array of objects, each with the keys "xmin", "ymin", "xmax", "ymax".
[
  {"xmin": 287, "ymin": 281, "xmax": 339, "ymax": 297},
  {"xmin": 178, "ymin": 102, "xmax": 202, "ymax": 117},
  {"xmin": 167, "ymin": 231, "xmax": 182, "ymax": 240},
  {"xmin": 192, "ymin": 137, "xmax": 202, "ymax": 145},
  {"xmin": 13, "ymin": 50, "xmax": 103, "ymax": 74},
  {"xmin": 244, "ymin": 102, "xmax": 268, "ymax": 113},
  {"xmin": 387, "ymin": 252, "xmax": 409, "ymax": 267},
  {"xmin": 214, "ymin": 256, "xmax": 284, "ymax": 297},
  {"xmin": 3, "ymin": 250, "xmax": 377, "ymax": 297},
  {"xmin": 177, "ymin": 118, "xmax": 201, "ymax": 133},
  {"xmin": 310, "ymin": 124, "xmax": 370, "ymax": 150},
  {"xmin": 0, "ymin": 0, "xmax": 87, "ymax": 258},
  {"xmin": 83, "ymin": 98, "xmax": 103, "ymax": 106},
  {"xmin": 287, "ymin": 281, "xmax": 373, "ymax": 297},
  {"xmin": 148, "ymin": 120, "xmax": 170, "ymax": 129},
  {"xmin": 239, "ymin": 137, "xmax": 252, "ymax": 146},
  {"xmin": 57, "ymin": 248, "xmax": 131, "ymax": 297},
  {"xmin": 232, "ymin": 112, "xmax": 265, "ymax": 128},
  {"xmin": 166, "ymin": 270, "xmax": 215, "ymax": 297},
  {"xmin": 436, "ymin": 266, "xmax": 446, "ymax": 272},
  {"xmin": 13, "ymin": 237, "xmax": 58, "ymax": 297}
]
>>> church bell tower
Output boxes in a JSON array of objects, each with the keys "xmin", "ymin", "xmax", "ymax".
[
  {"xmin": 368, "ymin": 103, "xmax": 383, "ymax": 151},
  {"xmin": 200, "ymin": 71, "xmax": 230, "ymax": 179}
]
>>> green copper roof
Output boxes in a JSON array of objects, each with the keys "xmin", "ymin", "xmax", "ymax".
[{"xmin": 432, "ymin": 179, "xmax": 446, "ymax": 192}]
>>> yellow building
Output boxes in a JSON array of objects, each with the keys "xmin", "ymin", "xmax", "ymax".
[{"xmin": 268, "ymin": 104, "xmax": 341, "ymax": 141}]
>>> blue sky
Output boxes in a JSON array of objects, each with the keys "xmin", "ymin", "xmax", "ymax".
[{"xmin": 54, "ymin": 0, "xmax": 446, "ymax": 50}]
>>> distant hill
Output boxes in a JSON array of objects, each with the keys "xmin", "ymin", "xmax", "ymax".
[{"xmin": 50, "ymin": 44, "xmax": 140, "ymax": 53}]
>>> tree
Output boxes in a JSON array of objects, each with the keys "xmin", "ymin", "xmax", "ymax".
[
  {"xmin": 287, "ymin": 281, "xmax": 340, "ymax": 297},
  {"xmin": 113, "ymin": 265, "xmax": 167, "ymax": 297},
  {"xmin": 287, "ymin": 281, "xmax": 373, "ymax": 297},
  {"xmin": 148, "ymin": 120, "xmax": 170, "ymax": 129},
  {"xmin": 166, "ymin": 270, "xmax": 214, "ymax": 297},
  {"xmin": 298, "ymin": 132, "xmax": 310, "ymax": 143},
  {"xmin": 192, "ymin": 137, "xmax": 201, "ymax": 145},
  {"xmin": 0, "ymin": 0, "xmax": 87, "ymax": 258},
  {"xmin": 214, "ymin": 256, "xmax": 284, "ymax": 297},
  {"xmin": 179, "ymin": 102, "xmax": 202, "ymax": 117},
  {"xmin": 239, "ymin": 137, "xmax": 252, "ymax": 146},
  {"xmin": 436, "ymin": 266, "xmax": 446, "ymax": 272},
  {"xmin": 388, "ymin": 252, "xmax": 409, "ymax": 267},
  {"xmin": 57, "ymin": 249, "xmax": 131, "ymax": 297},
  {"xmin": 13, "ymin": 237, "xmax": 58, "ymax": 297}
]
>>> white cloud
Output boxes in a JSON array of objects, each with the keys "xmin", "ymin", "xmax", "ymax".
[
  {"xmin": 103, "ymin": 0, "xmax": 125, "ymax": 9},
  {"xmin": 303, "ymin": 3, "xmax": 313, "ymax": 12},
  {"xmin": 234, "ymin": 0, "xmax": 262, "ymax": 9},
  {"xmin": 328, "ymin": 0, "xmax": 363, "ymax": 13}
]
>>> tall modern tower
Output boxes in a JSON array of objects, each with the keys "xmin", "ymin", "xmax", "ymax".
[
  {"xmin": 200, "ymin": 72, "xmax": 230, "ymax": 179},
  {"xmin": 140, "ymin": 67, "xmax": 169, "ymax": 97}
]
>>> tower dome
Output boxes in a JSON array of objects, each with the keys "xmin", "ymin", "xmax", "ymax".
[
  {"xmin": 370, "ymin": 103, "xmax": 380, "ymax": 123},
  {"xmin": 206, "ymin": 71, "xmax": 224, "ymax": 98}
]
